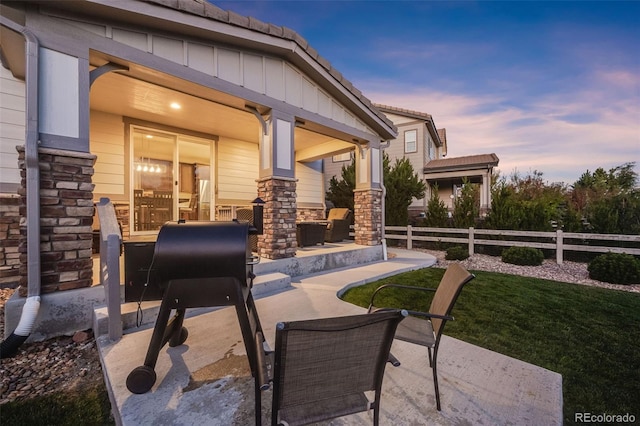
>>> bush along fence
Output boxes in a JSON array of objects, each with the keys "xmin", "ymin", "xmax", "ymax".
[{"xmin": 385, "ymin": 226, "xmax": 640, "ymax": 265}]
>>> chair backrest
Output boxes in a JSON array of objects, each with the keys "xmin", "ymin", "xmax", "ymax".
[
  {"xmin": 429, "ymin": 263, "xmax": 475, "ymax": 336},
  {"xmin": 327, "ymin": 208, "xmax": 351, "ymax": 221},
  {"xmin": 188, "ymin": 194, "xmax": 198, "ymax": 209},
  {"xmin": 272, "ymin": 310, "xmax": 405, "ymax": 425},
  {"xmin": 153, "ymin": 190, "xmax": 173, "ymax": 209}
]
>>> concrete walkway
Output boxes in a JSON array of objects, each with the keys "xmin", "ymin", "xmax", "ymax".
[{"xmin": 96, "ymin": 248, "xmax": 562, "ymax": 425}]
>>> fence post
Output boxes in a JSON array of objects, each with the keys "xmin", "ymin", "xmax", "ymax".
[
  {"xmin": 468, "ymin": 227, "xmax": 475, "ymax": 256},
  {"xmin": 406, "ymin": 225, "xmax": 412, "ymax": 250},
  {"xmin": 556, "ymin": 229, "xmax": 564, "ymax": 265}
]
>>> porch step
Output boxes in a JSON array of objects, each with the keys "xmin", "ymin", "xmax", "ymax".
[
  {"xmin": 251, "ymin": 272, "xmax": 291, "ymax": 297},
  {"xmin": 93, "ymin": 272, "xmax": 292, "ymax": 336}
]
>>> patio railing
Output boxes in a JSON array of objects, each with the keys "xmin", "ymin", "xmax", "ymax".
[{"xmin": 385, "ymin": 226, "xmax": 640, "ymax": 264}]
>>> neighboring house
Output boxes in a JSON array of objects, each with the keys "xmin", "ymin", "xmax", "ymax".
[
  {"xmin": 424, "ymin": 153, "xmax": 499, "ymax": 215},
  {"xmin": 0, "ymin": 0, "xmax": 396, "ymax": 338},
  {"xmin": 324, "ymin": 104, "xmax": 498, "ymax": 218},
  {"xmin": 324, "ymin": 103, "xmax": 499, "ymax": 219},
  {"xmin": 324, "ymin": 103, "xmax": 445, "ymax": 217}
]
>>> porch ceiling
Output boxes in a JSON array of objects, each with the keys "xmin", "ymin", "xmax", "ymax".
[{"xmin": 90, "ymin": 67, "xmax": 351, "ymax": 158}]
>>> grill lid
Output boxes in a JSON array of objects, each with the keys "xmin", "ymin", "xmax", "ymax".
[{"xmin": 152, "ymin": 221, "xmax": 250, "ymax": 283}]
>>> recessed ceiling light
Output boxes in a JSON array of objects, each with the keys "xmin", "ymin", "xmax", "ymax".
[
  {"xmin": 170, "ymin": 102, "xmax": 181, "ymax": 110},
  {"xmin": 145, "ymin": 134, "xmax": 153, "ymax": 139}
]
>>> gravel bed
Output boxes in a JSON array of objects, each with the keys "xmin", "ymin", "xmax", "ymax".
[
  {"xmin": 421, "ymin": 249, "xmax": 639, "ymax": 293},
  {"xmin": 0, "ymin": 251, "xmax": 637, "ymax": 406},
  {"xmin": 0, "ymin": 288, "xmax": 106, "ymax": 406}
]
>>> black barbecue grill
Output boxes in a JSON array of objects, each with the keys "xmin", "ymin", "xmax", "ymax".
[{"xmin": 126, "ymin": 219, "xmax": 266, "ymax": 396}]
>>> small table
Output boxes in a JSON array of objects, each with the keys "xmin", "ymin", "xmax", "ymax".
[{"xmin": 296, "ymin": 221, "xmax": 328, "ymax": 247}]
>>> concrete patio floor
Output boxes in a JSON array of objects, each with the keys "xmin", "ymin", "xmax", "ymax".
[{"xmin": 96, "ymin": 248, "xmax": 563, "ymax": 425}]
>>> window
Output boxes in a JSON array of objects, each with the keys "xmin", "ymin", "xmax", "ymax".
[
  {"xmin": 404, "ymin": 130, "xmax": 417, "ymax": 153},
  {"xmin": 332, "ymin": 152, "xmax": 353, "ymax": 162},
  {"xmin": 427, "ymin": 138, "xmax": 434, "ymax": 160}
]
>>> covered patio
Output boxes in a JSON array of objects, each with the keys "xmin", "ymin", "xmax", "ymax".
[{"xmin": 96, "ymin": 248, "xmax": 563, "ymax": 425}]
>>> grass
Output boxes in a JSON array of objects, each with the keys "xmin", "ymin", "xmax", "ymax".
[
  {"xmin": 0, "ymin": 386, "xmax": 114, "ymax": 425},
  {"xmin": 341, "ymin": 267, "xmax": 640, "ymax": 425}
]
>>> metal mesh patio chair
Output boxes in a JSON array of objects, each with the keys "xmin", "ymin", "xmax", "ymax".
[
  {"xmin": 367, "ymin": 263, "xmax": 475, "ymax": 411},
  {"xmin": 256, "ymin": 310, "xmax": 406, "ymax": 426}
]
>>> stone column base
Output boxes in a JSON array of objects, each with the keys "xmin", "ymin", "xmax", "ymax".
[
  {"xmin": 17, "ymin": 147, "xmax": 96, "ymax": 295},
  {"xmin": 354, "ymin": 188, "xmax": 383, "ymax": 246},
  {"xmin": 257, "ymin": 177, "xmax": 297, "ymax": 259}
]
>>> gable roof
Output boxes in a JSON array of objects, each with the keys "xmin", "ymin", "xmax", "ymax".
[
  {"xmin": 372, "ymin": 103, "xmax": 444, "ymax": 147},
  {"xmin": 424, "ymin": 153, "xmax": 499, "ymax": 173},
  {"xmin": 143, "ymin": 0, "xmax": 395, "ymax": 134},
  {"xmin": 373, "ymin": 103, "xmax": 434, "ymax": 122}
]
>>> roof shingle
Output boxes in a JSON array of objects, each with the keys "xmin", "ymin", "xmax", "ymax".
[{"xmin": 424, "ymin": 153, "xmax": 499, "ymax": 173}]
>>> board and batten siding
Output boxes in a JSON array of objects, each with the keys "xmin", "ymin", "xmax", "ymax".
[
  {"xmin": 90, "ymin": 110, "xmax": 125, "ymax": 196},
  {"xmin": 62, "ymin": 18, "xmax": 374, "ymax": 136},
  {"xmin": 0, "ymin": 66, "xmax": 25, "ymax": 186},
  {"xmin": 216, "ymin": 138, "xmax": 259, "ymax": 204},
  {"xmin": 296, "ymin": 160, "xmax": 324, "ymax": 206}
]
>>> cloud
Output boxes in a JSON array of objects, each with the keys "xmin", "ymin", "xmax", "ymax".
[{"xmin": 363, "ymin": 66, "xmax": 639, "ymax": 184}]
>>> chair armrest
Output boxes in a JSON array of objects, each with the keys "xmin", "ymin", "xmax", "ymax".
[
  {"xmin": 404, "ymin": 310, "xmax": 454, "ymax": 322},
  {"xmin": 387, "ymin": 352, "xmax": 401, "ymax": 367},
  {"xmin": 367, "ymin": 284, "xmax": 436, "ymax": 313},
  {"xmin": 255, "ymin": 331, "xmax": 272, "ymax": 391}
]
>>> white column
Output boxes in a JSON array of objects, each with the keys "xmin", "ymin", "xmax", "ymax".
[{"xmin": 259, "ymin": 111, "xmax": 295, "ymax": 179}]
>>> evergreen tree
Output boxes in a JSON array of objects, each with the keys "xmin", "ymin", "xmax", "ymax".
[
  {"xmin": 325, "ymin": 161, "xmax": 355, "ymax": 211},
  {"xmin": 424, "ymin": 183, "xmax": 449, "ymax": 227},
  {"xmin": 571, "ymin": 162, "xmax": 639, "ymax": 234},
  {"xmin": 384, "ymin": 155, "xmax": 426, "ymax": 226},
  {"xmin": 452, "ymin": 179, "xmax": 479, "ymax": 228}
]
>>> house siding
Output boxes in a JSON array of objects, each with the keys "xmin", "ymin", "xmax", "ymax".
[
  {"xmin": 295, "ymin": 160, "xmax": 323, "ymax": 206},
  {"xmin": 0, "ymin": 66, "xmax": 25, "ymax": 186},
  {"xmin": 216, "ymin": 137, "xmax": 259, "ymax": 204},
  {"xmin": 90, "ymin": 111, "xmax": 126, "ymax": 197}
]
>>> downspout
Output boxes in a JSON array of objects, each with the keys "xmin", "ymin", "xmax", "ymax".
[
  {"xmin": 0, "ymin": 18, "xmax": 41, "ymax": 358},
  {"xmin": 380, "ymin": 140, "xmax": 391, "ymax": 261}
]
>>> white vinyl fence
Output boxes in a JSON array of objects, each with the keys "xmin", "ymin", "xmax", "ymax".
[{"xmin": 385, "ymin": 226, "xmax": 640, "ymax": 264}]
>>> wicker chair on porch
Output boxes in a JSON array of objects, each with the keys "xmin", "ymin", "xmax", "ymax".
[
  {"xmin": 256, "ymin": 310, "xmax": 406, "ymax": 426},
  {"xmin": 367, "ymin": 263, "xmax": 475, "ymax": 411},
  {"xmin": 324, "ymin": 208, "xmax": 352, "ymax": 243}
]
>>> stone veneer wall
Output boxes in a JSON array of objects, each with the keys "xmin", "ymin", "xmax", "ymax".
[
  {"xmin": 257, "ymin": 177, "xmax": 297, "ymax": 259},
  {"xmin": 353, "ymin": 188, "xmax": 383, "ymax": 246},
  {"xmin": 17, "ymin": 147, "xmax": 96, "ymax": 296},
  {"xmin": 0, "ymin": 193, "xmax": 21, "ymax": 286},
  {"xmin": 296, "ymin": 207, "xmax": 325, "ymax": 222}
]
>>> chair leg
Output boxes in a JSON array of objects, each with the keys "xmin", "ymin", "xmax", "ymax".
[
  {"xmin": 254, "ymin": 379, "xmax": 262, "ymax": 426},
  {"xmin": 372, "ymin": 401, "xmax": 380, "ymax": 426},
  {"xmin": 427, "ymin": 347, "xmax": 433, "ymax": 367},
  {"xmin": 432, "ymin": 353, "xmax": 441, "ymax": 411}
]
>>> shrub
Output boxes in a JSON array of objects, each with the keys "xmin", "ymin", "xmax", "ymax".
[
  {"xmin": 502, "ymin": 246, "xmax": 544, "ymax": 266},
  {"xmin": 588, "ymin": 253, "xmax": 640, "ymax": 285},
  {"xmin": 446, "ymin": 246, "xmax": 469, "ymax": 261}
]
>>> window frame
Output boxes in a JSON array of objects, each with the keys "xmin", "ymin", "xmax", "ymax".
[{"xmin": 404, "ymin": 129, "xmax": 417, "ymax": 154}]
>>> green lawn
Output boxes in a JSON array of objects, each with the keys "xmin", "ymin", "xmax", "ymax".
[
  {"xmin": 1, "ymin": 387, "xmax": 114, "ymax": 426},
  {"xmin": 341, "ymin": 267, "xmax": 640, "ymax": 425}
]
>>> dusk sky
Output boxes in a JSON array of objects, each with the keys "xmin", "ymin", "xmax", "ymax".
[{"xmin": 214, "ymin": 1, "xmax": 639, "ymax": 185}]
